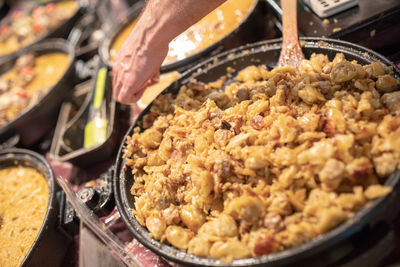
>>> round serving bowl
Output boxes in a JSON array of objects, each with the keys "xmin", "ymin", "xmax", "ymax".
[{"xmin": 0, "ymin": 149, "xmax": 71, "ymax": 267}]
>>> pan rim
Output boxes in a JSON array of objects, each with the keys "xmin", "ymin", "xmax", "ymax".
[{"xmin": 113, "ymin": 37, "xmax": 400, "ymax": 266}]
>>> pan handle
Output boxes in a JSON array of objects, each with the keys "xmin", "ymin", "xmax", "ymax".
[
  {"xmin": 58, "ymin": 166, "xmax": 116, "ymax": 233},
  {"xmin": 68, "ymin": 12, "xmax": 96, "ymax": 48},
  {"xmin": 0, "ymin": 134, "xmax": 20, "ymax": 150}
]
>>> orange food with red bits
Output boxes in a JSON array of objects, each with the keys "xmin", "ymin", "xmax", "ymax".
[
  {"xmin": 0, "ymin": 53, "xmax": 70, "ymax": 127},
  {"xmin": 0, "ymin": 1, "xmax": 78, "ymax": 56}
]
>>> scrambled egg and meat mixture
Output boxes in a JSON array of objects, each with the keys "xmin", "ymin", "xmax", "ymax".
[{"xmin": 124, "ymin": 53, "xmax": 399, "ymax": 262}]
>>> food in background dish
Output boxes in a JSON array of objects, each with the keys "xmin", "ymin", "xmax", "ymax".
[
  {"xmin": 0, "ymin": 1, "xmax": 78, "ymax": 56},
  {"xmin": 0, "ymin": 52, "xmax": 70, "ymax": 127},
  {"xmin": 110, "ymin": 0, "xmax": 255, "ymax": 64},
  {"xmin": 0, "ymin": 167, "xmax": 49, "ymax": 267},
  {"xmin": 137, "ymin": 71, "xmax": 180, "ymax": 109},
  {"xmin": 124, "ymin": 53, "xmax": 398, "ymax": 262}
]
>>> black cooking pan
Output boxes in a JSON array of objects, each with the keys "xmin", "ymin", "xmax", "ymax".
[
  {"xmin": 112, "ymin": 37, "xmax": 400, "ymax": 266},
  {"xmin": 99, "ymin": 0, "xmax": 266, "ymax": 73},
  {"xmin": 0, "ymin": 148, "xmax": 71, "ymax": 267},
  {"xmin": 0, "ymin": 0, "xmax": 84, "ymax": 61},
  {"xmin": 0, "ymin": 38, "xmax": 76, "ymax": 146}
]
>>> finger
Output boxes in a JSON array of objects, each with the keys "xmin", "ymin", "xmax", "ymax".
[
  {"xmin": 117, "ymin": 75, "xmax": 149, "ymax": 104},
  {"xmin": 132, "ymin": 87, "xmax": 146, "ymax": 102},
  {"xmin": 112, "ymin": 65, "xmax": 121, "ymax": 100},
  {"xmin": 118, "ymin": 84, "xmax": 143, "ymax": 104},
  {"xmin": 116, "ymin": 67, "xmax": 159, "ymax": 104}
]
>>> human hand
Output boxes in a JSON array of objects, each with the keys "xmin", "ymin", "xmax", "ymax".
[
  {"xmin": 112, "ymin": 27, "xmax": 169, "ymax": 104},
  {"xmin": 112, "ymin": 0, "xmax": 226, "ymax": 104}
]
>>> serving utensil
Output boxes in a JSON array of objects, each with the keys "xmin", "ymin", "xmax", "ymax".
[
  {"xmin": 83, "ymin": 66, "xmax": 108, "ymax": 148},
  {"xmin": 62, "ymin": 60, "xmax": 110, "ymax": 152},
  {"xmin": 278, "ymin": 0, "xmax": 304, "ymax": 69}
]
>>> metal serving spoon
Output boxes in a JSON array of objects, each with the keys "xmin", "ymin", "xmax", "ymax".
[{"xmin": 278, "ymin": 0, "xmax": 304, "ymax": 69}]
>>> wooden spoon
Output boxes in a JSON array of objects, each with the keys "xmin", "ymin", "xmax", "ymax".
[{"xmin": 278, "ymin": 0, "xmax": 304, "ymax": 69}]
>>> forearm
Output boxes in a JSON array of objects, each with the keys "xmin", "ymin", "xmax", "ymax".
[{"xmin": 134, "ymin": 0, "xmax": 227, "ymax": 49}]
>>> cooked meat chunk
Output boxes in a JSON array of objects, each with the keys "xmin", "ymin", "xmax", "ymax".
[
  {"xmin": 381, "ymin": 91, "xmax": 400, "ymax": 114},
  {"xmin": 331, "ymin": 61, "xmax": 357, "ymax": 83},
  {"xmin": 237, "ymin": 88, "xmax": 250, "ymax": 101},
  {"xmin": 376, "ymin": 75, "xmax": 399, "ymax": 93},
  {"xmin": 319, "ymin": 158, "xmax": 345, "ymax": 191},
  {"xmin": 364, "ymin": 62, "xmax": 385, "ymax": 78}
]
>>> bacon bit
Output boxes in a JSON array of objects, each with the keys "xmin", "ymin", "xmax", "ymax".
[
  {"xmin": 272, "ymin": 141, "xmax": 282, "ymax": 150},
  {"xmin": 217, "ymin": 160, "xmax": 232, "ymax": 179},
  {"xmin": 17, "ymin": 90, "xmax": 27, "ymax": 98},
  {"xmin": 254, "ymin": 235, "xmax": 274, "ymax": 255},
  {"xmin": 251, "ymin": 115, "xmax": 264, "ymax": 130},
  {"xmin": 33, "ymin": 24, "xmax": 42, "ymax": 34},
  {"xmin": 0, "ymin": 26, "xmax": 8, "ymax": 36},
  {"xmin": 45, "ymin": 3, "xmax": 57, "ymax": 13},
  {"xmin": 20, "ymin": 67, "xmax": 33, "ymax": 76}
]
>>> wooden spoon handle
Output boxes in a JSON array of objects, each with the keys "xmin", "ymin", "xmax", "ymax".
[
  {"xmin": 281, "ymin": 0, "xmax": 299, "ymax": 46},
  {"xmin": 278, "ymin": 0, "xmax": 304, "ymax": 69}
]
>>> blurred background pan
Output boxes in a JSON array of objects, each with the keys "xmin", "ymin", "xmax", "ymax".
[
  {"xmin": 0, "ymin": 148, "xmax": 71, "ymax": 267},
  {"xmin": 0, "ymin": 0, "xmax": 85, "ymax": 61},
  {"xmin": 99, "ymin": 0, "xmax": 270, "ymax": 73},
  {"xmin": 0, "ymin": 39, "xmax": 76, "ymax": 146}
]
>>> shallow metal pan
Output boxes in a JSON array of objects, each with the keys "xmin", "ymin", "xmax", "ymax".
[
  {"xmin": 112, "ymin": 37, "xmax": 400, "ymax": 266},
  {"xmin": 0, "ymin": 0, "xmax": 85, "ymax": 61},
  {"xmin": 99, "ymin": 0, "xmax": 264, "ymax": 73},
  {"xmin": 0, "ymin": 39, "xmax": 76, "ymax": 146}
]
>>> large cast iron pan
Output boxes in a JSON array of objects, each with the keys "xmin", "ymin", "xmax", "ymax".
[
  {"xmin": 0, "ymin": 0, "xmax": 85, "ymax": 61},
  {"xmin": 112, "ymin": 37, "xmax": 400, "ymax": 266},
  {"xmin": 0, "ymin": 148, "xmax": 71, "ymax": 267},
  {"xmin": 99, "ymin": 0, "xmax": 265, "ymax": 73},
  {"xmin": 0, "ymin": 38, "xmax": 76, "ymax": 146}
]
